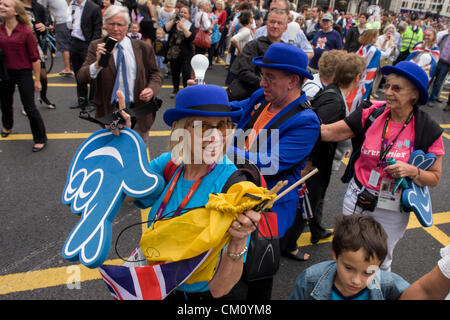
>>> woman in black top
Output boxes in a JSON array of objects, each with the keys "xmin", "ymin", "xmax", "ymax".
[
  {"xmin": 164, "ymin": 6, "xmax": 195, "ymax": 98},
  {"xmin": 137, "ymin": 0, "xmax": 156, "ymax": 45},
  {"xmin": 22, "ymin": 0, "xmax": 55, "ymax": 109}
]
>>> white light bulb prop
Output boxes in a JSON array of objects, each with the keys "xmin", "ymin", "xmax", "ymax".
[
  {"xmin": 287, "ymin": 21, "xmax": 299, "ymax": 44},
  {"xmin": 191, "ymin": 54, "xmax": 209, "ymax": 85}
]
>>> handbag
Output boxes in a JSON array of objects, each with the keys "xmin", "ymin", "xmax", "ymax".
[
  {"xmin": 244, "ymin": 211, "xmax": 280, "ymax": 282},
  {"xmin": 193, "ymin": 13, "xmax": 211, "ymax": 49},
  {"xmin": 194, "ymin": 27, "xmax": 211, "ymax": 49}
]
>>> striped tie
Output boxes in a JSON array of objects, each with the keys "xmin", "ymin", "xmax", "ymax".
[{"xmin": 111, "ymin": 44, "xmax": 130, "ymax": 107}]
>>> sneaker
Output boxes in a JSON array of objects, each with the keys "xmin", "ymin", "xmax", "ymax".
[{"xmin": 21, "ymin": 109, "xmax": 27, "ymax": 116}]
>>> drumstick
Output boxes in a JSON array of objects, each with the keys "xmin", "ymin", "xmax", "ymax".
[
  {"xmin": 261, "ymin": 168, "xmax": 319, "ymax": 211},
  {"xmin": 267, "ymin": 180, "xmax": 288, "ymax": 195}
]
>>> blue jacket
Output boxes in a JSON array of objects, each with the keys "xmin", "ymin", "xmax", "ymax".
[
  {"xmin": 289, "ymin": 261, "xmax": 410, "ymax": 300},
  {"xmin": 229, "ymin": 88, "xmax": 320, "ymax": 237}
]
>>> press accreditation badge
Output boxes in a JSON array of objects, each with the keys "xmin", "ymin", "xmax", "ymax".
[
  {"xmin": 368, "ymin": 170, "xmax": 381, "ymax": 189},
  {"xmin": 377, "ymin": 177, "xmax": 402, "ymax": 212}
]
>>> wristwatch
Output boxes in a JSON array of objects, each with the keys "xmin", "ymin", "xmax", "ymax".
[
  {"xmin": 225, "ymin": 245, "xmax": 248, "ymax": 261},
  {"xmin": 413, "ymin": 167, "xmax": 420, "ymax": 180}
]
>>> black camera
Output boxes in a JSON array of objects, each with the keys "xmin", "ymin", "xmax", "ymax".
[
  {"xmin": 175, "ymin": 14, "xmax": 182, "ymax": 21},
  {"xmin": 98, "ymin": 37, "xmax": 118, "ymax": 68}
]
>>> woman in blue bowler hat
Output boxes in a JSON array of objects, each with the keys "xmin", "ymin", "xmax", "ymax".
[{"xmin": 112, "ymin": 84, "xmax": 262, "ymax": 301}]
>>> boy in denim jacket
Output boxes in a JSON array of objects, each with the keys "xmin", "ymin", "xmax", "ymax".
[{"xmin": 290, "ymin": 214, "xmax": 410, "ymax": 300}]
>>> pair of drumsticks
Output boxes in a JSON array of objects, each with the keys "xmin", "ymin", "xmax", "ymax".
[{"xmin": 261, "ymin": 168, "xmax": 319, "ymax": 211}]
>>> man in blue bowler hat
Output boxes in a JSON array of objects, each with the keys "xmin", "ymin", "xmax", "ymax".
[{"xmin": 228, "ymin": 42, "xmax": 321, "ymax": 298}]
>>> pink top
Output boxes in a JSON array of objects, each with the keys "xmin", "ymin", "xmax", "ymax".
[
  {"xmin": 0, "ymin": 23, "xmax": 40, "ymax": 70},
  {"xmin": 354, "ymin": 105, "xmax": 445, "ymax": 190}
]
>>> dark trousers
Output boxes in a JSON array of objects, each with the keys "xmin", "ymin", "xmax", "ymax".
[
  {"xmin": 217, "ymin": 27, "xmax": 228, "ymax": 57},
  {"xmin": 170, "ymin": 59, "xmax": 192, "ymax": 93},
  {"xmin": 195, "ymin": 46, "xmax": 213, "ymax": 67},
  {"xmin": 394, "ymin": 50, "xmax": 410, "ymax": 65},
  {"xmin": 430, "ymin": 60, "xmax": 450, "ymax": 102},
  {"xmin": 281, "ymin": 172, "xmax": 329, "ymax": 252},
  {"xmin": 0, "ymin": 69, "xmax": 47, "ymax": 143},
  {"xmin": 70, "ymin": 37, "xmax": 94, "ymax": 102}
]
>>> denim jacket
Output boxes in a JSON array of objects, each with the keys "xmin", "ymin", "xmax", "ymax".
[{"xmin": 289, "ymin": 261, "xmax": 410, "ymax": 300}]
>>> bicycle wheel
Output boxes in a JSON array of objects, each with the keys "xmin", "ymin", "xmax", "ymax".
[{"xmin": 42, "ymin": 42, "xmax": 54, "ymax": 74}]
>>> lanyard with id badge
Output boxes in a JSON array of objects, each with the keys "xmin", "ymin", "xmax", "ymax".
[{"xmin": 358, "ymin": 110, "xmax": 414, "ymax": 212}]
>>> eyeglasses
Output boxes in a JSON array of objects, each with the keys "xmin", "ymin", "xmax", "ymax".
[
  {"xmin": 190, "ymin": 120, "xmax": 236, "ymax": 136},
  {"xmin": 383, "ymin": 83, "xmax": 412, "ymax": 93},
  {"xmin": 106, "ymin": 22, "xmax": 127, "ymax": 28},
  {"xmin": 260, "ymin": 72, "xmax": 289, "ymax": 85}
]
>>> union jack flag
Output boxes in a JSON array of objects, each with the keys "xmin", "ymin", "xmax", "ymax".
[
  {"xmin": 98, "ymin": 248, "xmax": 211, "ymax": 300},
  {"xmin": 346, "ymin": 44, "xmax": 381, "ymax": 113},
  {"xmin": 406, "ymin": 43, "xmax": 440, "ymax": 80}
]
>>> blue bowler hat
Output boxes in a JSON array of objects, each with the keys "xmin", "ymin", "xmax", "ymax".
[
  {"xmin": 163, "ymin": 85, "xmax": 242, "ymax": 126},
  {"xmin": 381, "ymin": 61, "xmax": 429, "ymax": 105},
  {"xmin": 252, "ymin": 42, "xmax": 313, "ymax": 80}
]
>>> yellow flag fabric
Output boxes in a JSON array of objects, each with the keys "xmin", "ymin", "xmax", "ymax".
[{"xmin": 139, "ymin": 181, "xmax": 275, "ymax": 283}]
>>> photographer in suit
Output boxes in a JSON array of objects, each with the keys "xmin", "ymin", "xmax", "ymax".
[
  {"xmin": 77, "ymin": 5, "xmax": 162, "ymax": 149},
  {"xmin": 69, "ymin": 0, "xmax": 102, "ymax": 111}
]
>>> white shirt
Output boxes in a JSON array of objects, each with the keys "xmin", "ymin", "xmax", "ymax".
[
  {"xmin": 375, "ymin": 34, "xmax": 396, "ymax": 61},
  {"xmin": 438, "ymin": 245, "xmax": 450, "ymax": 280},
  {"xmin": 195, "ymin": 11, "xmax": 211, "ymax": 31},
  {"xmin": 90, "ymin": 37, "xmax": 137, "ymax": 103},
  {"xmin": 231, "ymin": 26, "xmax": 252, "ymax": 54},
  {"xmin": 38, "ymin": 0, "xmax": 69, "ymax": 24},
  {"xmin": 71, "ymin": 0, "xmax": 86, "ymax": 41},
  {"xmin": 253, "ymin": 25, "xmax": 313, "ymax": 53},
  {"xmin": 302, "ymin": 73, "xmax": 323, "ymax": 101}
]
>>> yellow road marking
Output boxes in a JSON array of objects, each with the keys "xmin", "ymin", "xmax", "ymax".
[
  {"xmin": 441, "ymin": 124, "xmax": 450, "ymax": 129},
  {"xmin": 443, "ymin": 132, "xmax": 450, "ymax": 140},
  {"xmin": 422, "ymin": 226, "xmax": 450, "ymax": 246},
  {"xmin": 297, "ymin": 211, "xmax": 450, "ymax": 247},
  {"xmin": 0, "ymin": 131, "xmax": 171, "ymax": 141},
  {"xmin": 0, "ymin": 259, "xmax": 123, "ymax": 295},
  {"xmin": 0, "ymin": 212, "xmax": 447, "ymax": 295}
]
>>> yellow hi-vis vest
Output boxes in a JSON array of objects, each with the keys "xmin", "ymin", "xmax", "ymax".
[{"xmin": 401, "ymin": 26, "xmax": 423, "ymax": 53}]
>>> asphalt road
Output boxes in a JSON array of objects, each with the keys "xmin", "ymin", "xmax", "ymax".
[{"xmin": 0, "ymin": 55, "xmax": 449, "ymax": 302}]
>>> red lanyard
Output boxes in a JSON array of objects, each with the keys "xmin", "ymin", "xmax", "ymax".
[{"xmin": 155, "ymin": 163, "xmax": 216, "ymax": 220}]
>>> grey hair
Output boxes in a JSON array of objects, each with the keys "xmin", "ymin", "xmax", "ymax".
[
  {"xmin": 397, "ymin": 21, "xmax": 408, "ymax": 33},
  {"xmin": 103, "ymin": 5, "xmax": 131, "ymax": 26},
  {"xmin": 198, "ymin": 0, "xmax": 211, "ymax": 9},
  {"xmin": 383, "ymin": 23, "xmax": 396, "ymax": 34}
]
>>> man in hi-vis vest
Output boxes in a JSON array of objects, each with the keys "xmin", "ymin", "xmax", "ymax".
[{"xmin": 395, "ymin": 13, "xmax": 423, "ymax": 64}]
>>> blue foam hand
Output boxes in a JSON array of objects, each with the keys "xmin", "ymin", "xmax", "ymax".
[
  {"xmin": 401, "ymin": 150, "xmax": 437, "ymax": 228},
  {"xmin": 62, "ymin": 128, "xmax": 164, "ymax": 268}
]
